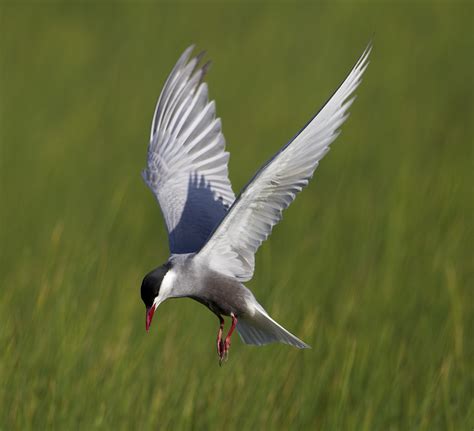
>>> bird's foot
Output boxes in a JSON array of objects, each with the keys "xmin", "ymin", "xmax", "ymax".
[
  {"xmin": 217, "ymin": 313, "xmax": 237, "ymax": 366},
  {"xmin": 218, "ymin": 339, "xmax": 231, "ymax": 366},
  {"xmin": 217, "ymin": 338, "xmax": 225, "ymax": 358}
]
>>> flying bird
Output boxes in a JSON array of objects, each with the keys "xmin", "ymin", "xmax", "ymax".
[{"xmin": 141, "ymin": 43, "xmax": 371, "ymax": 364}]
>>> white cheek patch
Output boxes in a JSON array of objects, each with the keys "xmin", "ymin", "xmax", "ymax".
[{"xmin": 155, "ymin": 269, "xmax": 177, "ymax": 305}]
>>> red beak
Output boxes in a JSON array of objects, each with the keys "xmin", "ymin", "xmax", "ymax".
[{"xmin": 146, "ymin": 305, "xmax": 156, "ymax": 332}]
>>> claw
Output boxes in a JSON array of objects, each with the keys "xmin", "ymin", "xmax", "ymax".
[
  {"xmin": 218, "ymin": 339, "xmax": 231, "ymax": 366},
  {"xmin": 217, "ymin": 339, "xmax": 225, "ymax": 358},
  {"xmin": 219, "ymin": 353, "xmax": 226, "ymax": 366},
  {"xmin": 216, "ymin": 313, "xmax": 237, "ymax": 366}
]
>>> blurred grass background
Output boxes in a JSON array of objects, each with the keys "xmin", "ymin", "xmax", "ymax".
[{"xmin": 0, "ymin": 1, "xmax": 472, "ymax": 429}]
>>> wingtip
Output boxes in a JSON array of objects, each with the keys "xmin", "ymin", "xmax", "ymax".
[
  {"xmin": 356, "ymin": 41, "xmax": 372, "ymax": 70},
  {"xmin": 301, "ymin": 337, "xmax": 312, "ymax": 349},
  {"xmin": 188, "ymin": 48, "xmax": 212, "ymax": 84},
  {"xmin": 296, "ymin": 340, "xmax": 312, "ymax": 349},
  {"xmin": 178, "ymin": 44, "xmax": 196, "ymax": 67},
  {"xmin": 184, "ymin": 43, "xmax": 196, "ymax": 55},
  {"xmin": 199, "ymin": 60, "xmax": 212, "ymax": 83},
  {"xmin": 362, "ymin": 38, "xmax": 373, "ymax": 61},
  {"xmin": 194, "ymin": 49, "xmax": 207, "ymax": 63}
]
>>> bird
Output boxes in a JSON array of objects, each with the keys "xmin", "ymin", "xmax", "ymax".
[{"xmin": 140, "ymin": 43, "xmax": 371, "ymax": 364}]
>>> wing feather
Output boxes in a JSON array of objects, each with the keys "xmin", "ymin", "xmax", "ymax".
[
  {"xmin": 197, "ymin": 43, "xmax": 372, "ymax": 281},
  {"xmin": 143, "ymin": 47, "xmax": 235, "ymax": 254}
]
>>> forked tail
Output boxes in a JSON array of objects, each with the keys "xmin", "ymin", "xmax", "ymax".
[{"xmin": 237, "ymin": 305, "xmax": 310, "ymax": 349}]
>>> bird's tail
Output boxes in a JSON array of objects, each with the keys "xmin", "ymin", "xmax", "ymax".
[{"xmin": 236, "ymin": 305, "xmax": 310, "ymax": 349}]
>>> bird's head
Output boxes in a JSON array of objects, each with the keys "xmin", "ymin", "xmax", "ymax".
[{"xmin": 141, "ymin": 263, "xmax": 172, "ymax": 332}]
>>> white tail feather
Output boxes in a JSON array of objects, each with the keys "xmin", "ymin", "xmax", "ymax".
[{"xmin": 237, "ymin": 307, "xmax": 310, "ymax": 349}]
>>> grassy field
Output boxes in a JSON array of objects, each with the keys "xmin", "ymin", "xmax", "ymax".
[{"xmin": 0, "ymin": 1, "xmax": 472, "ymax": 429}]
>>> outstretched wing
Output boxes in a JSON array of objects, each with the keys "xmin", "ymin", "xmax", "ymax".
[
  {"xmin": 197, "ymin": 43, "xmax": 371, "ymax": 281},
  {"xmin": 143, "ymin": 46, "xmax": 236, "ymax": 254}
]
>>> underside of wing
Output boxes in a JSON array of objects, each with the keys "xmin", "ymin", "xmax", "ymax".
[
  {"xmin": 197, "ymin": 43, "xmax": 372, "ymax": 281},
  {"xmin": 143, "ymin": 46, "xmax": 236, "ymax": 254}
]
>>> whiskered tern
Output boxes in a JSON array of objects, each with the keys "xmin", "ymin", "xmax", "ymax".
[{"xmin": 140, "ymin": 43, "xmax": 371, "ymax": 364}]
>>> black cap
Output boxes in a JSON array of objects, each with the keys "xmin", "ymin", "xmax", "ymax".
[{"xmin": 140, "ymin": 263, "xmax": 171, "ymax": 308}]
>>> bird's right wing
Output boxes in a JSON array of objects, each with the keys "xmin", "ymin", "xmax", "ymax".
[{"xmin": 196, "ymin": 44, "xmax": 371, "ymax": 281}]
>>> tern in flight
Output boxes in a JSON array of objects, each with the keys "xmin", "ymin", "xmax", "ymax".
[{"xmin": 140, "ymin": 43, "xmax": 371, "ymax": 364}]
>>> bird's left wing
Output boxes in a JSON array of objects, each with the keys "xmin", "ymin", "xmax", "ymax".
[
  {"xmin": 196, "ymin": 44, "xmax": 371, "ymax": 281},
  {"xmin": 143, "ymin": 46, "xmax": 236, "ymax": 254}
]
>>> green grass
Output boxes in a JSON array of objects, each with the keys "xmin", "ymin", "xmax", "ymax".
[{"xmin": 0, "ymin": 1, "xmax": 472, "ymax": 429}]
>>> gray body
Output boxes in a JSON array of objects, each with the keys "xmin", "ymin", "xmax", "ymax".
[{"xmin": 169, "ymin": 254, "xmax": 254, "ymax": 318}]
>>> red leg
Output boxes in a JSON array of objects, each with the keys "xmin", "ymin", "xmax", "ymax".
[
  {"xmin": 222, "ymin": 313, "xmax": 238, "ymax": 362},
  {"xmin": 216, "ymin": 315, "xmax": 225, "ymax": 357}
]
